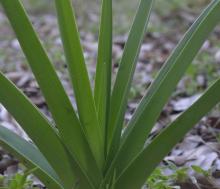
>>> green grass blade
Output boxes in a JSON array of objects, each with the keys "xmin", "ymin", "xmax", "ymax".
[
  {"xmin": 111, "ymin": 0, "xmax": 220, "ymax": 175},
  {"xmin": 0, "ymin": 72, "xmax": 99, "ymax": 189},
  {"xmin": 0, "ymin": 126, "xmax": 63, "ymax": 189},
  {"xmin": 94, "ymin": 0, "xmax": 112, "ymax": 157},
  {"xmin": 107, "ymin": 0, "xmax": 154, "ymax": 160},
  {"xmin": 0, "ymin": 0, "xmax": 102, "ymax": 186},
  {"xmin": 0, "ymin": 72, "xmax": 79, "ymax": 189},
  {"xmin": 115, "ymin": 78, "xmax": 220, "ymax": 189},
  {"xmin": 54, "ymin": 0, "xmax": 104, "ymax": 168}
]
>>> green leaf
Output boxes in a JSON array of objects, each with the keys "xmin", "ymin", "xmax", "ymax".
[
  {"xmin": 0, "ymin": 0, "xmax": 102, "ymax": 187},
  {"xmin": 94, "ymin": 0, "xmax": 112, "ymax": 157},
  {"xmin": 191, "ymin": 166, "xmax": 209, "ymax": 177},
  {"xmin": 0, "ymin": 126, "xmax": 63, "ymax": 189},
  {"xmin": 115, "ymin": 78, "xmax": 220, "ymax": 189},
  {"xmin": 111, "ymin": 0, "xmax": 220, "ymax": 176},
  {"xmin": 106, "ymin": 0, "xmax": 154, "ymax": 162},
  {"xmin": 0, "ymin": 72, "xmax": 92, "ymax": 189},
  {"xmin": 54, "ymin": 0, "xmax": 104, "ymax": 169}
]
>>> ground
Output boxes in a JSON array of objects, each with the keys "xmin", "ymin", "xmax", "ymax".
[{"xmin": 0, "ymin": 0, "xmax": 220, "ymax": 188}]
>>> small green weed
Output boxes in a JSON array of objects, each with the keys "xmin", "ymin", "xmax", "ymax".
[
  {"xmin": 146, "ymin": 162, "xmax": 213, "ymax": 189},
  {"xmin": 0, "ymin": 168, "xmax": 38, "ymax": 189}
]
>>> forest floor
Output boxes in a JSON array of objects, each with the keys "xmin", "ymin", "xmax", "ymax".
[{"xmin": 0, "ymin": 0, "xmax": 220, "ymax": 188}]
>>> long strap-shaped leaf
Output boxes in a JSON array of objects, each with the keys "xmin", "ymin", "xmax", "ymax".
[
  {"xmin": 54, "ymin": 0, "xmax": 104, "ymax": 168},
  {"xmin": 0, "ymin": 0, "xmax": 102, "ymax": 187},
  {"xmin": 0, "ymin": 126, "xmax": 62, "ymax": 189},
  {"xmin": 106, "ymin": 0, "xmax": 154, "ymax": 161},
  {"xmin": 0, "ymin": 72, "xmax": 80, "ymax": 189},
  {"xmin": 111, "ymin": 0, "xmax": 220, "ymax": 176},
  {"xmin": 94, "ymin": 0, "xmax": 112, "ymax": 158},
  {"xmin": 115, "ymin": 78, "xmax": 220, "ymax": 189}
]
